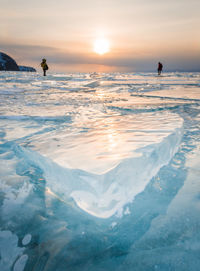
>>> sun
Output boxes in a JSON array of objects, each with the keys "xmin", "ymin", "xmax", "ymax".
[{"xmin": 94, "ymin": 38, "xmax": 110, "ymax": 55}]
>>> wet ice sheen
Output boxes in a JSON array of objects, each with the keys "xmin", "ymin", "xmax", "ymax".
[{"xmin": 0, "ymin": 71, "xmax": 200, "ymax": 271}]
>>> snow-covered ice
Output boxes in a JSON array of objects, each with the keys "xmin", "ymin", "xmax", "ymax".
[{"xmin": 0, "ymin": 71, "xmax": 200, "ymax": 270}]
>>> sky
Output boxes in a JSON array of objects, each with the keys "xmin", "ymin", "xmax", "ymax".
[{"xmin": 0, "ymin": 0, "xmax": 200, "ymax": 72}]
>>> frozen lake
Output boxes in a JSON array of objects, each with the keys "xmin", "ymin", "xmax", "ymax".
[{"xmin": 0, "ymin": 71, "xmax": 200, "ymax": 271}]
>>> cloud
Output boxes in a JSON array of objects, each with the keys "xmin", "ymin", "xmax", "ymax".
[{"xmin": 1, "ymin": 42, "xmax": 200, "ymax": 72}]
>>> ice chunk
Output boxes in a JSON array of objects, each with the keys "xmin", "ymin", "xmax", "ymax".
[{"xmin": 15, "ymin": 126, "xmax": 182, "ymax": 218}]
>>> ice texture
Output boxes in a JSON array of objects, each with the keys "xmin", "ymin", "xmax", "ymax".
[
  {"xmin": 0, "ymin": 71, "xmax": 200, "ymax": 270},
  {"xmin": 22, "ymin": 234, "xmax": 32, "ymax": 246},
  {"xmin": 0, "ymin": 231, "xmax": 26, "ymax": 271}
]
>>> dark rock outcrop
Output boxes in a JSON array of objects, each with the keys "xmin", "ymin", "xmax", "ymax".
[
  {"xmin": 0, "ymin": 52, "xmax": 19, "ymax": 71},
  {"xmin": 0, "ymin": 52, "xmax": 36, "ymax": 72},
  {"xmin": 19, "ymin": 66, "xmax": 36, "ymax": 72}
]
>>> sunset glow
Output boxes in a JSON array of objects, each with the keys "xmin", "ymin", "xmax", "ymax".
[
  {"xmin": 94, "ymin": 38, "xmax": 110, "ymax": 55},
  {"xmin": 0, "ymin": 0, "xmax": 199, "ymax": 72}
]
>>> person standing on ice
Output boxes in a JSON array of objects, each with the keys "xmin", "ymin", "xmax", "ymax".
[
  {"xmin": 157, "ymin": 62, "xmax": 163, "ymax": 75},
  {"xmin": 40, "ymin": 58, "xmax": 48, "ymax": 76}
]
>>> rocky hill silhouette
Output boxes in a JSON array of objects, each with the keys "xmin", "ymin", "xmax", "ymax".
[{"xmin": 0, "ymin": 52, "xmax": 36, "ymax": 72}]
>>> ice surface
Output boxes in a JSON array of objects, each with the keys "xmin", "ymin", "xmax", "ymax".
[
  {"xmin": 118, "ymin": 144, "xmax": 200, "ymax": 271},
  {"xmin": 0, "ymin": 231, "xmax": 26, "ymax": 271},
  {"xmin": 0, "ymin": 71, "xmax": 200, "ymax": 270}
]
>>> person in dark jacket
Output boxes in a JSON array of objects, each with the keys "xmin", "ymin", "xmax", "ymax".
[
  {"xmin": 40, "ymin": 59, "xmax": 48, "ymax": 76},
  {"xmin": 158, "ymin": 62, "xmax": 163, "ymax": 75}
]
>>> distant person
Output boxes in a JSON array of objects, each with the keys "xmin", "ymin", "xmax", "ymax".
[
  {"xmin": 40, "ymin": 59, "xmax": 48, "ymax": 76},
  {"xmin": 158, "ymin": 62, "xmax": 163, "ymax": 75}
]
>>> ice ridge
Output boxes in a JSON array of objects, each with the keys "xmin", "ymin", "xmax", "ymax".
[{"xmin": 14, "ymin": 127, "xmax": 183, "ymax": 219}]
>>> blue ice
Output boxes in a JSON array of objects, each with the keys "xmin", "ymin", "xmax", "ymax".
[{"xmin": 0, "ymin": 72, "xmax": 200, "ymax": 270}]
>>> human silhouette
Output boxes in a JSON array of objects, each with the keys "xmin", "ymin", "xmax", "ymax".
[
  {"xmin": 158, "ymin": 62, "xmax": 163, "ymax": 75},
  {"xmin": 40, "ymin": 59, "xmax": 48, "ymax": 76}
]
